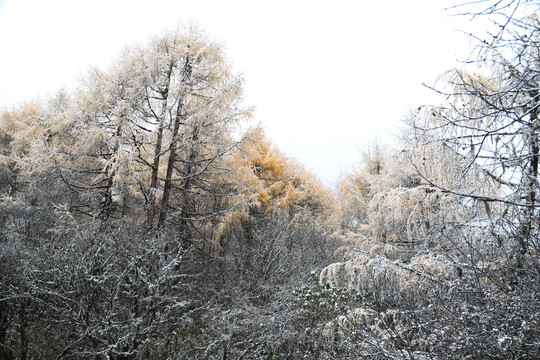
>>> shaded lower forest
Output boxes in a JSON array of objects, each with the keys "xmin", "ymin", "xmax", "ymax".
[{"xmin": 2, "ymin": 1, "xmax": 540, "ymax": 359}]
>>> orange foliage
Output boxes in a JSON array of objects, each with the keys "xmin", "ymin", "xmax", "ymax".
[{"xmin": 217, "ymin": 126, "xmax": 335, "ymax": 238}]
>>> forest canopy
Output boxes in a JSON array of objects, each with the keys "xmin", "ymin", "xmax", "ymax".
[{"xmin": 1, "ymin": 1, "xmax": 540, "ymax": 359}]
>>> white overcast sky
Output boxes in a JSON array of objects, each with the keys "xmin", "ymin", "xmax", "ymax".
[{"xmin": 0, "ymin": 0, "xmax": 479, "ymax": 185}]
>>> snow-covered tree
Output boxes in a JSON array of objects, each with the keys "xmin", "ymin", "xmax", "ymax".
[{"xmin": 78, "ymin": 28, "xmax": 251, "ymax": 229}]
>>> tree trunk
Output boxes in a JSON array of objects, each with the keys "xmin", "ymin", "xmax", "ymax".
[
  {"xmin": 0, "ymin": 301, "xmax": 14, "ymax": 360},
  {"xmin": 18, "ymin": 299, "xmax": 28, "ymax": 360},
  {"xmin": 147, "ymin": 62, "xmax": 173, "ymax": 229},
  {"xmin": 101, "ymin": 124, "xmax": 123, "ymax": 220},
  {"xmin": 158, "ymin": 100, "xmax": 182, "ymax": 227},
  {"xmin": 158, "ymin": 55, "xmax": 192, "ymax": 227},
  {"xmin": 177, "ymin": 125, "xmax": 199, "ymax": 246},
  {"xmin": 518, "ymin": 90, "xmax": 540, "ymax": 257}
]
